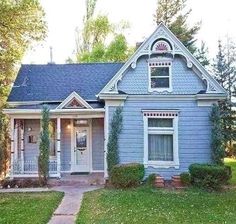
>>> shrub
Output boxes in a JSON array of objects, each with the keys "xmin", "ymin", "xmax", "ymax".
[
  {"xmin": 189, "ymin": 163, "xmax": 232, "ymax": 190},
  {"xmin": 110, "ymin": 163, "xmax": 144, "ymax": 188},
  {"xmin": 180, "ymin": 172, "xmax": 191, "ymax": 186},
  {"xmin": 107, "ymin": 107, "xmax": 123, "ymax": 174},
  {"xmin": 146, "ymin": 173, "xmax": 156, "ymax": 187}
]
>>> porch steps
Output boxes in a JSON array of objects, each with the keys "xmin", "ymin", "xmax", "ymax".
[{"xmin": 47, "ymin": 173, "xmax": 105, "ymax": 187}]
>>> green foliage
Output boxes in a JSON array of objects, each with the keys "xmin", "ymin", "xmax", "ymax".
[
  {"xmin": 210, "ymin": 104, "xmax": 225, "ymax": 165},
  {"xmin": 212, "ymin": 40, "xmax": 236, "ymax": 156},
  {"xmin": 146, "ymin": 173, "xmax": 156, "ymax": 187},
  {"xmin": 0, "ymin": 0, "xmax": 47, "ymax": 103},
  {"xmin": 180, "ymin": 172, "xmax": 191, "ymax": 186},
  {"xmin": 224, "ymin": 158, "xmax": 236, "ymax": 185},
  {"xmin": 107, "ymin": 107, "xmax": 123, "ymax": 174},
  {"xmin": 73, "ymin": 0, "xmax": 133, "ymax": 63},
  {"xmin": 78, "ymin": 34, "xmax": 133, "ymax": 63},
  {"xmin": 189, "ymin": 163, "xmax": 231, "ymax": 190},
  {"xmin": 110, "ymin": 163, "xmax": 145, "ymax": 188},
  {"xmin": 0, "ymin": 0, "xmax": 46, "ymax": 178},
  {"xmin": 38, "ymin": 107, "xmax": 50, "ymax": 184},
  {"xmin": 0, "ymin": 112, "xmax": 9, "ymax": 178},
  {"xmin": 195, "ymin": 41, "xmax": 210, "ymax": 67},
  {"xmin": 154, "ymin": 0, "xmax": 200, "ymax": 53}
]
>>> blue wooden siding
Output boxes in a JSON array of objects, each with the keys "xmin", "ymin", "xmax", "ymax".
[
  {"xmin": 92, "ymin": 118, "xmax": 104, "ymax": 170},
  {"xmin": 109, "ymin": 98, "xmax": 212, "ymax": 179},
  {"xmin": 118, "ymin": 56, "xmax": 206, "ymax": 95}
]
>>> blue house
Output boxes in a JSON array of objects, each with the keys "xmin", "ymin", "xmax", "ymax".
[{"xmin": 4, "ymin": 23, "xmax": 226, "ymax": 180}]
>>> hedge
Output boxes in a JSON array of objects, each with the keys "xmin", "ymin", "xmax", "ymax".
[
  {"xmin": 110, "ymin": 163, "xmax": 144, "ymax": 188},
  {"xmin": 189, "ymin": 163, "xmax": 232, "ymax": 190}
]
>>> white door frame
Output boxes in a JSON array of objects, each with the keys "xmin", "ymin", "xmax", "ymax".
[{"xmin": 71, "ymin": 122, "xmax": 92, "ymax": 173}]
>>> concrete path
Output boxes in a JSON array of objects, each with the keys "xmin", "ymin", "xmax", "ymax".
[{"xmin": 48, "ymin": 185, "xmax": 102, "ymax": 224}]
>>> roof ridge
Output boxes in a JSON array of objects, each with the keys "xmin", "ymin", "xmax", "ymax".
[{"xmin": 21, "ymin": 62, "xmax": 124, "ymax": 66}]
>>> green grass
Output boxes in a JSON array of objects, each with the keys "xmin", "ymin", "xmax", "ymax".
[
  {"xmin": 225, "ymin": 157, "xmax": 236, "ymax": 185},
  {"xmin": 77, "ymin": 187, "xmax": 236, "ymax": 224},
  {"xmin": 0, "ymin": 191, "xmax": 63, "ymax": 224}
]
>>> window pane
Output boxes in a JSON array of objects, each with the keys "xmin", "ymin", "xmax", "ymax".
[
  {"xmin": 148, "ymin": 118, "xmax": 173, "ymax": 127},
  {"xmin": 151, "ymin": 78, "xmax": 169, "ymax": 88},
  {"xmin": 148, "ymin": 134, "xmax": 173, "ymax": 161},
  {"xmin": 151, "ymin": 67, "xmax": 169, "ymax": 77}
]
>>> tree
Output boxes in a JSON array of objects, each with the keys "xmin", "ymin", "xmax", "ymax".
[
  {"xmin": 212, "ymin": 39, "xmax": 236, "ymax": 156},
  {"xmin": 72, "ymin": 0, "xmax": 132, "ymax": 63},
  {"xmin": 107, "ymin": 107, "xmax": 123, "ymax": 174},
  {"xmin": 195, "ymin": 41, "xmax": 210, "ymax": 68},
  {"xmin": 0, "ymin": 0, "xmax": 47, "ymax": 177},
  {"xmin": 210, "ymin": 104, "xmax": 225, "ymax": 165},
  {"xmin": 154, "ymin": 0, "xmax": 200, "ymax": 53},
  {"xmin": 38, "ymin": 107, "xmax": 50, "ymax": 184}
]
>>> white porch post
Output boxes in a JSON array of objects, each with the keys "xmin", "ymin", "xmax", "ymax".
[
  {"xmin": 104, "ymin": 104, "xmax": 109, "ymax": 178},
  {"xmin": 10, "ymin": 118, "xmax": 15, "ymax": 178},
  {"xmin": 56, "ymin": 118, "xmax": 61, "ymax": 177},
  {"xmin": 20, "ymin": 120, "xmax": 24, "ymax": 173}
]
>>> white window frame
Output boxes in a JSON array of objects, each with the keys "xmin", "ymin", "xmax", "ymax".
[
  {"xmin": 148, "ymin": 60, "xmax": 173, "ymax": 92},
  {"xmin": 143, "ymin": 110, "xmax": 179, "ymax": 169}
]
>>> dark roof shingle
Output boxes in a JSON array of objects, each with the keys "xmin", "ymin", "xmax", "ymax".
[{"xmin": 8, "ymin": 63, "xmax": 123, "ymax": 102}]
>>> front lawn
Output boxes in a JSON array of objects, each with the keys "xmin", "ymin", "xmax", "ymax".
[
  {"xmin": 225, "ymin": 157, "xmax": 236, "ymax": 185},
  {"xmin": 77, "ymin": 187, "xmax": 236, "ymax": 224},
  {"xmin": 0, "ymin": 191, "xmax": 63, "ymax": 224}
]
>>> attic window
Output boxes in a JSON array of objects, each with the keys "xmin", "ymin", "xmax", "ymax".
[
  {"xmin": 148, "ymin": 61, "xmax": 172, "ymax": 92},
  {"xmin": 65, "ymin": 98, "xmax": 84, "ymax": 109}
]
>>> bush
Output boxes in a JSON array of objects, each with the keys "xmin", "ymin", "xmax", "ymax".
[
  {"xmin": 0, "ymin": 178, "xmax": 45, "ymax": 188},
  {"xmin": 180, "ymin": 172, "xmax": 191, "ymax": 186},
  {"xmin": 189, "ymin": 163, "xmax": 232, "ymax": 190},
  {"xmin": 146, "ymin": 173, "xmax": 156, "ymax": 187},
  {"xmin": 110, "ymin": 163, "xmax": 144, "ymax": 188}
]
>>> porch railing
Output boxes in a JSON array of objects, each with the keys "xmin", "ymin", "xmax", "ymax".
[{"xmin": 12, "ymin": 159, "xmax": 57, "ymax": 175}]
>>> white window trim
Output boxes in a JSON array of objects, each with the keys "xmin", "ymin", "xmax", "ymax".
[
  {"xmin": 143, "ymin": 110, "xmax": 179, "ymax": 169},
  {"xmin": 148, "ymin": 61, "xmax": 173, "ymax": 93}
]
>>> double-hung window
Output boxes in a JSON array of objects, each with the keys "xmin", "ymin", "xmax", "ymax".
[
  {"xmin": 149, "ymin": 60, "xmax": 172, "ymax": 92},
  {"xmin": 143, "ymin": 111, "xmax": 179, "ymax": 168}
]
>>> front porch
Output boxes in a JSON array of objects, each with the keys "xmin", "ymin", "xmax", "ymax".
[{"xmin": 9, "ymin": 116, "xmax": 105, "ymax": 179}]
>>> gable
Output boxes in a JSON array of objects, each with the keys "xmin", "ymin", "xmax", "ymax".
[
  {"xmin": 56, "ymin": 92, "xmax": 92, "ymax": 109},
  {"xmin": 118, "ymin": 56, "xmax": 205, "ymax": 95},
  {"xmin": 99, "ymin": 23, "xmax": 226, "ymax": 96}
]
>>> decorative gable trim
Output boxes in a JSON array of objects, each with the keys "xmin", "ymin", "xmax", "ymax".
[
  {"xmin": 56, "ymin": 92, "xmax": 92, "ymax": 109},
  {"xmin": 99, "ymin": 23, "xmax": 226, "ymax": 96}
]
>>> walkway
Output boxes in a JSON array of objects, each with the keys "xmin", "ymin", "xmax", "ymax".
[{"xmin": 48, "ymin": 185, "xmax": 102, "ymax": 224}]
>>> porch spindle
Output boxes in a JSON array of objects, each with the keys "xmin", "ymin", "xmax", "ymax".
[
  {"xmin": 20, "ymin": 120, "xmax": 24, "ymax": 173},
  {"xmin": 10, "ymin": 118, "xmax": 15, "ymax": 178},
  {"xmin": 56, "ymin": 118, "xmax": 61, "ymax": 177}
]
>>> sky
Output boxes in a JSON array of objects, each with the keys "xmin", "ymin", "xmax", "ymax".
[{"xmin": 23, "ymin": 0, "xmax": 236, "ymax": 64}]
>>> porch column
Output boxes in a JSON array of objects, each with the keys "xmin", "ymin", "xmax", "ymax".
[
  {"xmin": 104, "ymin": 104, "xmax": 109, "ymax": 178},
  {"xmin": 56, "ymin": 118, "xmax": 61, "ymax": 177},
  {"xmin": 20, "ymin": 120, "xmax": 24, "ymax": 173},
  {"xmin": 10, "ymin": 118, "xmax": 15, "ymax": 178}
]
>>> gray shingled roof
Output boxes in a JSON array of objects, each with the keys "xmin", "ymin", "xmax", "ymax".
[{"xmin": 8, "ymin": 63, "xmax": 123, "ymax": 102}]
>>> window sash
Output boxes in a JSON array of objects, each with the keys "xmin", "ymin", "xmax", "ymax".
[{"xmin": 148, "ymin": 134, "xmax": 174, "ymax": 161}]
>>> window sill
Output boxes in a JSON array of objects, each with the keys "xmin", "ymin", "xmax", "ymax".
[
  {"xmin": 144, "ymin": 161, "xmax": 179, "ymax": 169},
  {"xmin": 148, "ymin": 88, "xmax": 173, "ymax": 93}
]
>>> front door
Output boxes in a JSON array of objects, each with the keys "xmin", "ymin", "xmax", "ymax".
[{"xmin": 73, "ymin": 127, "xmax": 90, "ymax": 172}]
